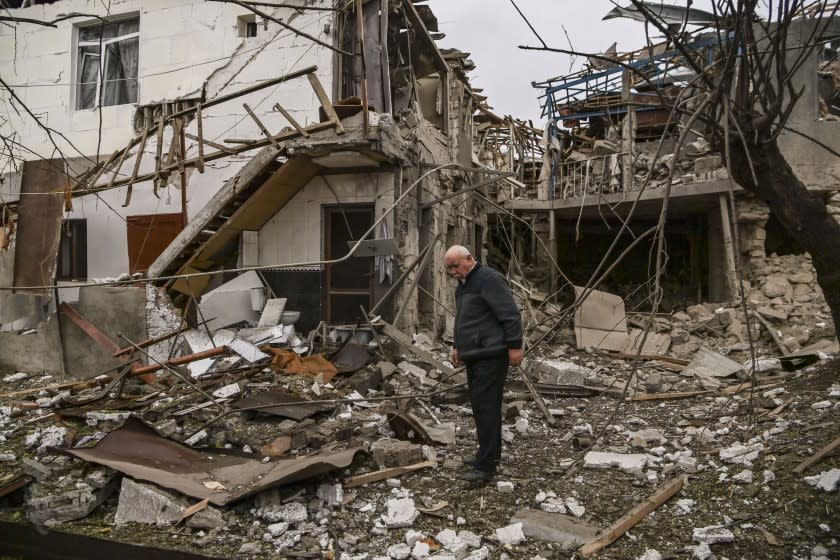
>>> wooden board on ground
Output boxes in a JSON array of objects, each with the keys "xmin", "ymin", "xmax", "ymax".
[
  {"xmin": 792, "ymin": 434, "xmax": 840, "ymax": 474},
  {"xmin": 344, "ymin": 461, "xmax": 436, "ymax": 488},
  {"xmin": 578, "ymin": 476, "xmax": 684, "ymax": 557}
]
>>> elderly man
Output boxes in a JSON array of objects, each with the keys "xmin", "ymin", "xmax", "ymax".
[{"xmin": 444, "ymin": 245, "xmax": 523, "ymax": 481}]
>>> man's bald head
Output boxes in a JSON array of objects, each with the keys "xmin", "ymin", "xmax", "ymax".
[
  {"xmin": 445, "ymin": 245, "xmax": 471, "ymax": 260},
  {"xmin": 444, "ymin": 244, "xmax": 476, "ymax": 280}
]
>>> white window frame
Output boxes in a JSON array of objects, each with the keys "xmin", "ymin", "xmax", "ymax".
[{"xmin": 76, "ymin": 21, "xmax": 140, "ymax": 110}]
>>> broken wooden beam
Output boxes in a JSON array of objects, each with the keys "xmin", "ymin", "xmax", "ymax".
[
  {"xmin": 792, "ymin": 434, "xmax": 840, "ymax": 474},
  {"xmin": 244, "ymin": 103, "xmax": 279, "ymax": 148},
  {"xmin": 307, "ymin": 72, "xmax": 345, "ymax": 134},
  {"xmin": 578, "ymin": 476, "xmax": 684, "ymax": 557},
  {"xmin": 343, "ymin": 460, "xmax": 436, "ymax": 489},
  {"xmin": 123, "ymin": 125, "xmax": 149, "ymax": 207},
  {"xmin": 273, "ymin": 103, "xmax": 309, "ymax": 137},
  {"xmin": 185, "ymin": 132, "xmax": 236, "ymax": 155},
  {"xmin": 195, "ymin": 102, "xmax": 205, "ymax": 173}
]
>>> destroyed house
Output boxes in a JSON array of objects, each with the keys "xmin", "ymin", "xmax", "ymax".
[
  {"xmin": 502, "ymin": 15, "xmax": 840, "ymax": 317},
  {"xmin": 0, "ymin": 0, "xmax": 526, "ymax": 374}
]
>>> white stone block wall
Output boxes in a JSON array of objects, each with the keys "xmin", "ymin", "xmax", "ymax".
[{"xmin": 0, "ymin": 0, "xmax": 336, "ymax": 278}]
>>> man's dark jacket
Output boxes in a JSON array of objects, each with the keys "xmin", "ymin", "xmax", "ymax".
[{"xmin": 454, "ymin": 263, "xmax": 523, "ymax": 362}]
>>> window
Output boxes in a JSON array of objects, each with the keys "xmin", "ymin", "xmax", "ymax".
[
  {"xmin": 56, "ymin": 220, "xmax": 87, "ymax": 281},
  {"xmin": 237, "ymin": 15, "xmax": 258, "ymax": 38},
  {"xmin": 76, "ymin": 18, "xmax": 139, "ymax": 110}
]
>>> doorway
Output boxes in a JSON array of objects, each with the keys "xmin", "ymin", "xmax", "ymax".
[{"xmin": 323, "ymin": 204, "xmax": 374, "ymax": 324}]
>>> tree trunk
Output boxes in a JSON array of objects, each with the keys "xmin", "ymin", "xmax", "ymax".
[{"xmin": 728, "ymin": 137, "xmax": 840, "ymax": 339}]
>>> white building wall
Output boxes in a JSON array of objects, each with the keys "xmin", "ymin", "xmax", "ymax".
[
  {"xmin": 0, "ymin": 0, "xmax": 336, "ymax": 278},
  {"xmin": 258, "ymin": 173, "xmax": 396, "ymax": 266}
]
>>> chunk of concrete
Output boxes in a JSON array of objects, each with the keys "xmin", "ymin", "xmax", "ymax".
[
  {"xmin": 186, "ymin": 505, "xmax": 225, "ymax": 530},
  {"xmin": 692, "ymin": 526, "xmax": 734, "ymax": 544},
  {"xmin": 583, "ymin": 451, "xmax": 648, "ymax": 474},
  {"xmin": 198, "ymin": 271, "xmax": 264, "ymax": 331},
  {"xmin": 25, "ymin": 472, "xmax": 119, "ymax": 525},
  {"xmin": 511, "ymin": 508, "xmax": 598, "ymax": 546},
  {"xmin": 258, "ymin": 501, "xmax": 308, "ymax": 523},
  {"xmin": 804, "ymin": 469, "xmax": 840, "ymax": 492},
  {"xmin": 371, "ymin": 439, "xmax": 424, "ymax": 468},
  {"xmin": 495, "ymin": 522, "xmax": 525, "ymax": 545},
  {"xmin": 536, "ymin": 360, "xmax": 596, "ymax": 385},
  {"xmin": 384, "ymin": 498, "xmax": 418, "ymax": 528},
  {"xmin": 114, "ymin": 478, "xmax": 186, "ymax": 526}
]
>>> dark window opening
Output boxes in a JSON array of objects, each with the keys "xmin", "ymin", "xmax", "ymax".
[
  {"xmin": 56, "ymin": 219, "xmax": 87, "ymax": 281},
  {"xmin": 765, "ymin": 213, "xmax": 806, "ymax": 256}
]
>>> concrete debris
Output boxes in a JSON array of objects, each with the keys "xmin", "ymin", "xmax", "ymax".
[
  {"xmin": 583, "ymin": 451, "xmax": 648, "ymax": 474},
  {"xmin": 496, "ymin": 481, "xmax": 515, "ymax": 493},
  {"xmin": 511, "ymin": 508, "xmax": 598, "ymax": 546},
  {"xmin": 372, "ymin": 439, "xmax": 425, "ymax": 468},
  {"xmin": 719, "ymin": 443, "xmax": 764, "ymax": 466},
  {"xmin": 495, "ymin": 522, "xmax": 526, "ymax": 545},
  {"xmin": 387, "ymin": 543, "xmax": 412, "ymax": 559},
  {"xmin": 115, "ymin": 478, "xmax": 187, "ymax": 527},
  {"xmin": 384, "ymin": 498, "xmax": 418, "ymax": 528},
  {"xmin": 804, "ymin": 469, "xmax": 840, "ymax": 492},
  {"xmin": 258, "ymin": 502, "xmax": 308, "ymax": 524},
  {"xmin": 691, "ymin": 543, "xmax": 713, "ymax": 560},
  {"xmin": 637, "ymin": 550, "xmax": 663, "ymax": 560},
  {"xmin": 692, "ymin": 525, "xmax": 735, "ymax": 544}
]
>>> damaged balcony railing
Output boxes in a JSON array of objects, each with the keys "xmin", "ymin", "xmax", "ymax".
[{"xmin": 555, "ymin": 152, "xmax": 627, "ymax": 199}]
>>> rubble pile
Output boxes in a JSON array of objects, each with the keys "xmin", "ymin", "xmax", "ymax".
[{"xmin": 0, "ymin": 283, "xmax": 838, "ymax": 559}]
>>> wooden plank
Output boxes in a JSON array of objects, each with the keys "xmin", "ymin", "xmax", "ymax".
[
  {"xmin": 307, "ymin": 73, "xmax": 345, "ymax": 134},
  {"xmin": 273, "ymin": 103, "xmax": 309, "ymax": 137},
  {"xmin": 379, "ymin": 320, "xmax": 454, "ymax": 375},
  {"xmin": 153, "ymin": 113, "xmax": 166, "ymax": 197},
  {"xmin": 792, "ymin": 434, "xmax": 840, "ymax": 474},
  {"xmin": 344, "ymin": 461, "xmax": 436, "ymax": 488},
  {"xmin": 628, "ymin": 390, "xmax": 713, "ymax": 402},
  {"xmin": 751, "ymin": 311, "xmax": 790, "ymax": 355},
  {"xmin": 244, "ymin": 103, "xmax": 279, "ymax": 148},
  {"xmin": 578, "ymin": 476, "xmax": 684, "ymax": 557},
  {"xmin": 195, "ymin": 103, "xmax": 205, "ymax": 173},
  {"xmin": 124, "ymin": 126, "xmax": 149, "ymax": 207},
  {"xmin": 146, "ymin": 146, "xmax": 281, "ymax": 280},
  {"xmin": 185, "ymin": 132, "xmax": 236, "ymax": 155},
  {"xmin": 614, "ymin": 353, "xmax": 690, "ymax": 366}
]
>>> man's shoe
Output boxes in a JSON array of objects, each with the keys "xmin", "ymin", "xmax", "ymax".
[{"xmin": 460, "ymin": 469, "xmax": 494, "ymax": 482}]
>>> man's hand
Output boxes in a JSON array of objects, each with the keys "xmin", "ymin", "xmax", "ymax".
[
  {"xmin": 450, "ymin": 348, "xmax": 460, "ymax": 367},
  {"xmin": 508, "ymin": 348, "xmax": 524, "ymax": 367}
]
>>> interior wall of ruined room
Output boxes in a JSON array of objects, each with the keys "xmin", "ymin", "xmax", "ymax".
[
  {"xmin": 255, "ymin": 171, "xmax": 395, "ymax": 328},
  {"xmin": 0, "ymin": 0, "xmax": 337, "ymax": 284}
]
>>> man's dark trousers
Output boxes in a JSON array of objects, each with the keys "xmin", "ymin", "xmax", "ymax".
[{"xmin": 466, "ymin": 355, "xmax": 508, "ymax": 473}]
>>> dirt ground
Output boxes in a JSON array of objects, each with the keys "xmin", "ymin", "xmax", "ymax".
[{"xmin": 0, "ymin": 352, "xmax": 838, "ymax": 560}]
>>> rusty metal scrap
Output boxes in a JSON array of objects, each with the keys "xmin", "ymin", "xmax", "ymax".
[{"xmin": 65, "ymin": 417, "xmax": 364, "ymax": 506}]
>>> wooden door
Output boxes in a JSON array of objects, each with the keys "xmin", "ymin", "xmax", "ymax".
[{"xmin": 126, "ymin": 213, "xmax": 184, "ymax": 274}]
